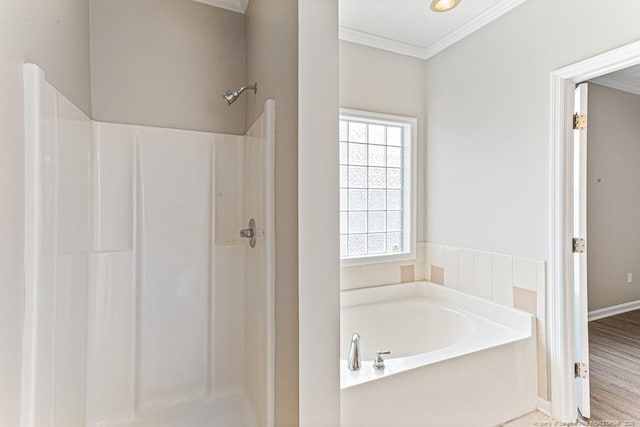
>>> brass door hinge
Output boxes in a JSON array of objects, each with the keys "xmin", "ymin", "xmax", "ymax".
[
  {"xmin": 573, "ymin": 113, "xmax": 587, "ymax": 130},
  {"xmin": 572, "ymin": 238, "xmax": 586, "ymax": 253},
  {"xmin": 574, "ymin": 362, "xmax": 588, "ymax": 379}
]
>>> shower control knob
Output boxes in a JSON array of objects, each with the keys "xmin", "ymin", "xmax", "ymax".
[
  {"xmin": 240, "ymin": 218, "xmax": 257, "ymax": 248},
  {"xmin": 239, "ymin": 228, "xmax": 254, "ymax": 239}
]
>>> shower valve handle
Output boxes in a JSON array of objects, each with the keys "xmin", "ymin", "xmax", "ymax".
[{"xmin": 240, "ymin": 218, "xmax": 257, "ymax": 248}]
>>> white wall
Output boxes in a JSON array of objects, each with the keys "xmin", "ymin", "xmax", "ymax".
[
  {"xmin": 245, "ymin": 1, "xmax": 300, "ymax": 425},
  {"xmin": 298, "ymin": 0, "xmax": 341, "ymax": 425},
  {"xmin": 0, "ymin": 1, "xmax": 90, "ymax": 424},
  {"xmin": 90, "ymin": 0, "xmax": 247, "ymax": 134},
  {"xmin": 424, "ymin": 0, "xmax": 640, "ymax": 261},
  {"xmin": 586, "ymin": 83, "xmax": 640, "ymax": 311}
]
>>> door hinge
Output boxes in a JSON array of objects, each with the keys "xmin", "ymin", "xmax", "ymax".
[
  {"xmin": 574, "ymin": 362, "xmax": 588, "ymax": 379},
  {"xmin": 573, "ymin": 113, "xmax": 587, "ymax": 130},
  {"xmin": 572, "ymin": 238, "xmax": 586, "ymax": 253}
]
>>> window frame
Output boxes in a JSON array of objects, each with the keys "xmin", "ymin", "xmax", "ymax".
[{"xmin": 339, "ymin": 108, "xmax": 417, "ymax": 267}]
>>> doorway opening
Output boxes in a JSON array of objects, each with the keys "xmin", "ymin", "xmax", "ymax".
[{"xmin": 583, "ymin": 67, "xmax": 640, "ymax": 421}]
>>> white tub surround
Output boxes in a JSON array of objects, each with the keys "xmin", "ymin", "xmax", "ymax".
[
  {"xmin": 425, "ymin": 243, "xmax": 545, "ymax": 314},
  {"xmin": 425, "ymin": 242, "xmax": 550, "ymax": 400},
  {"xmin": 340, "ymin": 282, "xmax": 537, "ymax": 426}
]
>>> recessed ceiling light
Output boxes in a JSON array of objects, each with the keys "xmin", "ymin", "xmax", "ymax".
[{"xmin": 430, "ymin": 0, "xmax": 461, "ymax": 12}]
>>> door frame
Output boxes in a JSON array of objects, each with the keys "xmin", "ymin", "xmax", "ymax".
[{"xmin": 549, "ymin": 39, "xmax": 640, "ymax": 422}]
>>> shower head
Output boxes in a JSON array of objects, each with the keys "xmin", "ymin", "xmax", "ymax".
[{"xmin": 223, "ymin": 82, "xmax": 258, "ymax": 106}]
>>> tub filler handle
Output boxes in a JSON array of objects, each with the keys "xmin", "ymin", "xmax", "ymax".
[
  {"xmin": 373, "ymin": 350, "xmax": 391, "ymax": 371},
  {"xmin": 347, "ymin": 333, "xmax": 361, "ymax": 371}
]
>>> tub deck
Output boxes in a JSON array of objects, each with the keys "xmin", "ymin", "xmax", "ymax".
[
  {"xmin": 341, "ymin": 281, "xmax": 534, "ymax": 389},
  {"xmin": 340, "ymin": 281, "xmax": 538, "ymax": 427}
]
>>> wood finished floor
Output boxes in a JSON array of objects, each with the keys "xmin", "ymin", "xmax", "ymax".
[{"xmin": 589, "ymin": 309, "xmax": 640, "ymax": 422}]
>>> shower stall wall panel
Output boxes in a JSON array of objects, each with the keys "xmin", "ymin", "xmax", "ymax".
[
  {"xmin": 86, "ymin": 252, "xmax": 136, "ymax": 426},
  {"xmin": 85, "ymin": 124, "xmax": 251, "ymax": 426},
  {"xmin": 85, "ymin": 122, "xmax": 136, "ymax": 427},
  {"xmin": 53, "ymin": 91, "xmax": 92, "ymax": 427},
  {"xmin": 23, "ymin": 65, "xmax": 92, "ymax": 427},
  {"xmin": 212, "ymin": 133, "xmax": 247, "ymax": 396},
  {"xmin": 244, "ymin": 102, "xmax": 276, "ymax": 427},
  {"xmin": 23, "ymin": 64, "xmax": 274, "ymax": 427},
  {"xmin": 91, "ymin": 122, "xmax": 134, "ymax": 252},
  {"xmin": 56, "ymin": 117, "xmax": 92, "ymax": 254},
  {"xmin": 214, "ymin": 135, "xmax": 245, "ymax": 246},
  {"xmin": 54, "ymin": 255, "xmax": 89, "ymax": 425},
  {"xmin": 212, "ymin": 244, "xmax": 246, "ymax": 394},
  {"xmin": 137, "ymin": 129, "xmax": 213, "ymax": 407}
]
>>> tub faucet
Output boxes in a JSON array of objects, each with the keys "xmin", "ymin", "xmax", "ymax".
[{"xmin": 347, "ymin": 333, "xmax": 361, "ymax": 371}]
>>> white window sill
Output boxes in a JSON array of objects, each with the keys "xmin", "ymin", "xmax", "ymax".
[{"xmin": 340, "ymin": 251, "xmax": 416, "ymax": 267}]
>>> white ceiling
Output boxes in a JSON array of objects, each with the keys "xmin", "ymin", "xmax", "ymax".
[
  {"xmin": 591, "ymin": 65, "xmax": 640, "ymax": 96},
  {"xmin": 339, "ymin": 0, "xmax": 528, "ymax": 59}
]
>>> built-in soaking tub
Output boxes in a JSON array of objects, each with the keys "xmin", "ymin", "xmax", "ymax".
[{"xmin": 340, "ymin": 281, "xmax": 538, "ymax": 427}]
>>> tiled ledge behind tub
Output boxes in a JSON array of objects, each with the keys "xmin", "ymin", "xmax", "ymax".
[
  {"xmin": 425, "ymin": 242, "xmax": 549, "ymax": 401},
  {"xmin": 340, "ymin": 242, "xmax": 426, "ymax": 291}
]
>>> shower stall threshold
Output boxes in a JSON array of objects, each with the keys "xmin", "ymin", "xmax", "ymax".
[{"xmin": 112, "ymin": 392, "xmax": 258, "ymax": 427}]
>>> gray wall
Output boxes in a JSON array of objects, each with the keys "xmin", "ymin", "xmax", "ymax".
[
  {"xmin": 23, "ymin": 0, "xmax": 92, "ymax": 113},
  {"xmin": 425, "ymin": 0, "xmax": 640, "ymax": 260},
  {"xmin": 90, "ymin": 0, "xmax": 247, "ymax": 134},
  {"xmin": 587, "ymin": 84, "xmax": 640, "ymax": 311},
  {"xmin": 0, "ymin": 0, "xmax": 91, "ymax": 424},
  {"xmin": 339, "ymin": 40, "xmax": 427, "ymax": 242},
  {"xmin": 245, "ymin": 0, "xmax": 299, "ymax": 425}
]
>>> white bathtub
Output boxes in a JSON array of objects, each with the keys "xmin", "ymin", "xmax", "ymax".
[{"xmin": 340, "ymin": 281, "xmax": 538, "ymax": 426}]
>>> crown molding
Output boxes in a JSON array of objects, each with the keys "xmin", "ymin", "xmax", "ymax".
[
  {"xmin": 339, "ymin": 27, "xmax": 428, "ymax": 60},
  {"xmin": 192, "ymin": 0, "xmax": 249, "ymax": 14},
  {"xmin": 340, "ymin": 0, "xmax": 528, "ymax": 60},
  {"xmin": 591, "ymin": 74, "xmax": 640, "ymax": 97},
  {"xmin": 424, "ymin": 0, "xmax": 527, "ymax": 59}
]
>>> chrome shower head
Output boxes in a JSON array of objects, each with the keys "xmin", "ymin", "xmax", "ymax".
[
  {"xmin": 223, "ymin": 90, "xmax": 238, "ymax": 105},
  {"xmin": 223, "ymin": 82, "xmax": 258, "ymax": 106}
]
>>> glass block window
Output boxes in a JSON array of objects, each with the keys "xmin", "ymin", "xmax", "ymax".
[{"xmin": 339, "ymin": 110, "xmax": 415, "ymax": 261}]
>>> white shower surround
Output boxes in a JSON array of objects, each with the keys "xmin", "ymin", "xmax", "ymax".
[
  {"xmin": 340, "ymin": 282, "xmax": 537, "ymax": 426},
  {"xmin": 21, "ymin": 64, "xmax": 275, "ymax": 427}
]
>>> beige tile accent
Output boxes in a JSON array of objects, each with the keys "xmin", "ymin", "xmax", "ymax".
[
  {"xmin": 513, "ymin": 287, "xmax": 537, "ymax": 314},
  {"xmin": 400, "ymin": 265, "xmax": 414, "ymax": 283},
  {"xmin": 430, "ymin": 266, "xmax": 444, "ymax": 285}
]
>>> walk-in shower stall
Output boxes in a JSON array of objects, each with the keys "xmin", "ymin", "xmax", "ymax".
[{"xmin": 21, "ymin": 64, "xmax": 275, "ymax": 427}]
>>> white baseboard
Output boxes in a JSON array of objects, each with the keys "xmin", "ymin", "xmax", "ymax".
[
  {"xmin": 536, "ymin": 397, "xmax": 551, "ymax": 416},
  {"xmin": 588, "ymin": 299, "xmax": 640, "ymax": 321}
]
